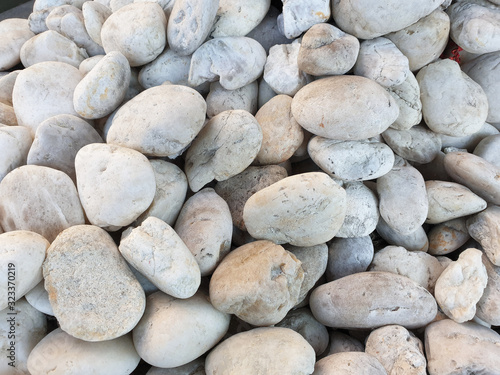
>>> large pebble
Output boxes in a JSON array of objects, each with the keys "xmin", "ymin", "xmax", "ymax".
[
  {"xmin": 313, "ymin": 352, "xmax": 387, "ymax": 375},
  {"xmin": 467, "ymin": 205, "xmax": 500, "ymax": 266},
  {"xmin": 184, "ymin": 110, "xmax": 263, "ymax": 192},
  {"xmin": 382, "ymin": 125, "xmax": 441, "ymax": 164},
  {"xmin": 278, "ymin": 0, "xmax": 330, "ymax": 39},
  {"xmin": 101, "ymin": 3, "xmax": 166, "ymax": 66},
  {"xmin": 474, "ymin": 134, "xmax": 500, "ymax": 167},
  {"xmin": 209, "ymin": 240, "xmax": 304, "ymax": 325},
  {"xmin": 243, "ymin": 172, "xmax": 346, "ymax": 246},
  {"xmin": 0, "ymin": 126, "xmax": 32, "ymax": 183},
  {"xmin": 174, "ymin": 188, "xmax": 232, "ymax": 276},
  {"xmin": 133, "ymin": 291, "xmax": 230, "ymax": 368},
  {"xmin": 206, "ymin": 81, "xmax": 258, "ymax": 118},
  {"xmin": 476, "ymin": 253, "xmax": 500, "ymax": 325},
  {"xmin": 74, "ymin": 143, "xmax": 156, "ymax": 229},
  {"xmin": 425, "ymin": 319, "xmax": 500, "ymax": 374},
  {"xmin": 427, "ymin": 218, "xmax": 470, "ymax": 255},
  {"xmin": 326, "ymin": 236, "xmax": 374, "ymax": 281},
  {"xmin": 82, "ymin": 1, "xmax": 112, "ymax": 46},
  {"xmin": 73, "ymin": 51, "xmax": 130, "ymax": 119},
  {"xmin": 0, "ymin": 18, "xmax": 35, "ymax": 71},
  {"xmin": 12, "ymin": 61, "xmax": 83, "ymax": 136},
  {"xmin": 0, "ymin": 165, "xmax": 84, "ymax": 242},
  {"xmin": 138, "ymin": 48, "xmax": 191, "ymax": 88},
  {"xmin": 205, "ymin": 327, "xmax": 315, "ymax": 375},
  {"xmin": 417, "ymin": 59, "xmax": 488, "ymax": 137},
  {"xmin": 292, "ymin": 76, "xmax": 399, "ymax": 140},
  {"xmin": 376, "ymin": 218, "xmax": 429, "ymax": 253},
  {"xmin": 107, "ymin": 84, "xmax": 206, "ymax": 157},
  {"xmin": 434, "ymin": 248, "xmax": 487, "ymax": 323},
  {"xmin": 310, "ymin": 272, "xmax": 438, "ymax": 329},
  {"xmin": 386, "ymin": 72, "xmax": 422, "ymax": 130},
  {"xmin": 27, "ymin": 328, "xmax": 139, "ymax": 375},
  {"xmin": 44, "ymin": 225, "xmax": 145, "ymax": 341}
]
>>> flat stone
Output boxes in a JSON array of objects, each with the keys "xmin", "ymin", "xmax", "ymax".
[
  {"xmin": 0, "ymin": 125, "xmax": 31, "ymax": 183},
  {"xmin": 82, "ymin": 1, "xmax": 111, "ymax": 46},
  {"xmin": 43, "ymin": 225, "xmax": 146, "ymax": 341},
  {"xmin": 313, "ymin": 352, "xmax": 387, "ymax": 375},
  {"xmin": 278, "ymin": 0, "xmax": 330, "ymax": 39},
  {"xmin": 376, "ymin": 217, "xmax": 429, "ymax": 253},
  {"xmin": 326, "ymin": 236, "xmax": 374, "ymax": 281},
  {"xmin": 382, "ymin": 125, "xmax": 441, "ymax": 164},
  {"xmin": 25, "ymin": 280, "xmax": 54, "ymax": 316},
  {"xmin": 427, "ymin": 218, "xmax": 470, "ymax": 255},
  {"xmin": 206, "ymin": 81, "xmax": 258, "ymax": 118},
  {"xmin": 138, "ymin": 48, "xmax": 191, "ymax": 88},
  {"xmin": 467, "ymin": 205, "xmax": 500, "ymax": 266},
  {"xmin": 386, "ymin": 72, "xmax": 422, "ymax": 130},
  {"xmin": 0, "ymin": 18, "xmax": 35, "ymax": 71},
  {"xmin": 474, "ymin": 134, "xmax": 500, "ymax": 167}
]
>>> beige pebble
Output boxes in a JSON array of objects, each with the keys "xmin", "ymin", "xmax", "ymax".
[
  {"xmin": 467, "ymin": 205, "xmax": 500, "ymax": 266},
  {"xmin": 427, "ymin": 218, "xmax": 470, "ymax": 255},
  {"xmin": 313, "ymin": 352, "xmax": 387, "ymax": 375},
  {"xmin": 0, "ymin": 18, "xmax": 35, "ymax": 71}
]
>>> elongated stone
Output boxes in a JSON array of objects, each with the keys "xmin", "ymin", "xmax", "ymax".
[{"xmin": 467, "ymin": 205, "xmax": 500, "ymax": 266}]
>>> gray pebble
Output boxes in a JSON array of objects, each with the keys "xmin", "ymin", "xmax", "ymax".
[{"xmin": 326, "ymin": 236, "xmax": 374, "ymax": 281}]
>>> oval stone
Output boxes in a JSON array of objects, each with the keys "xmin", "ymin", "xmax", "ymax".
[
  {"xmin": 314, "ymin": 352, "xmax": 387, "ymax": 375},
  {"xmin": 0, "ymin": 18, "xmax": 34, "ymax": 71}
]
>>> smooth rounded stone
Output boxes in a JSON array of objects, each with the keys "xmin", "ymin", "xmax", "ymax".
[
  {"xmin": 133, "ymin": 0, "xmax": 177, "ymax": 16},
  {"xmin": 243, "ymin": 172, "xmax": 346, "ymax": 246},
  {"xmin": 0, "ymin": 231, "xmax": 49, "ymax": 310},
  {"xmin": 443, "ymin": 151, "xmax": 500, "ymax": 205},
  {"xmin": 326, "ymin": 236, "xmax": 374, "ymax": 281},
  {"xmin": 308, "ymin": 137, "xmax": 395, "ymax": 181},
  {"xmin": 82, "ymin": 1, "xmax": 111, "ymax": 46},
  {"xmin": 138, "ymin": 48, "xmax": 191, "ymax": 88},
  {"xmin": 365, "ymin": 325, "xmax": 426, "ymax": 375},
  {"xmin": 254, "ymin": 94, "xmax": 303, "ymax": 164},
  {"xmin": 27, "ymin": 114, "xmax": 103, "ymax": 182},
  {"xmin": 428, "ymin": 218, "xmax": 470, "ymax": 255},
  {"xmin": 386, "ymin": 72, "xmax": 422, "ymax": 130},
  {"xmin": 386, "ymin": 9, "xmax": 450, "ymax": 72},
  {"xmin": 284, "ymin": 243, "xmax": 328, "ymax": 303},
  {"xmin": 25, "ymin": 280, "xmax": 54, "ymax": 316},
  {"xmin": 73, "ymin": 51, "xmax": 130, "ymax": 119},
  {"xmin": 0, "ymin": 126, "xmax": 32, "ymax": 183},
  {"xmin": 0, "ymin": 19, "xmax": 35, "ymax": 71},
  {"xmin": 474, "ymin": 134, "xmax": 500, "ymax": 167},
  {"xmin": 476, "ymin": 253, "xmax": 500, "ymax": 325},
  {"xmin": 0, "ymin": 102, "xmax": 17, "ymax": 126},
  {"xmin": 74, "ymin": 143, "xmax": 156, "ymax": 229},
  {"xmin": 174, "ymin": 188, "xmax": 232, "ymax": 277},
  {"xmin": 0, "ymin": 165, "xmax": 84, "ymax": 242},
  {"xmin": 79, "ymin": 55, "xmax": 104, "ymax": 75},
  {"xmin": 246, "ymin": 6, "xmax": 291, "ymax": 53},
  {"xmin": 209, "ymin": 240, "xmax": 304, "ymax": 325},
  {"xmin": 278, "ymin": 0, "xmax": 330, "ymax": 39},
  {"xmin": 425, "ymin": 319, "xmax": 500, "ymax": 375},
  {"xmin": 467, "ymin": 205, "xmax": 500, "ymax": 266},
  {"xmin": 209, "ymin": 0, "xmax": 269, "ymax": 37},
  {"xmin": 185, "ymin": 110, "xmax": 262, "ymax": 192},
  {"xmin": 27, "ymin": 328, "xmax": 139, "ymax": 375},
  {"xmin": 101, "ymin": 3, "xmax": 166, "ymax": 66},
  {"xmin": 147, "ymin": 357, "xmax": 205, "ymax": 375},
  {"xmin": 354, "ymin": 37, "xmax": 409, "ymax": 88},
  {"xmin": 417, "ymin": 59, "xmax": 488, "ymax": 137},
  {"xmin": 214, "ymin": 165, "xmax": 288, "ymax": 231},
  {"xmin": 448, "ymin": 1, "xmax": 500, "ymax": 54},
  {"xmin": 434, "ymin": 248, "xmax": 487, "ymax": 323},
  {"xmin": 206, "ymin": 327, "xmax": 315, "ymax": 375},
  {"xmin": 292, "ymin": 76, "xmax": 399, "ymax": 140},
  {"xmin": 263, "ymin": 42, "xmax": 311, "ymax": 96},
  {"xmin": 310, "ymin": 272, "xmax": 438, "ymax": 330},
  {"xmin": 0, "ymin": 71, "xmax": 19, "ymax": 106},
  {"xmin": 128, "ymin": 262, "xmax": 159, "ymax": 296},
  {"xmin": 107, "ymin": 85, "xmax": 206, "ymax": 157},
  {"xmin": 440, "ymin": 122, "xmax": 499, "ymax": 152},
  {"xmin": 12, "ymin": 61, "xmax": 83, "ymax": 136},
  {"xmin": 0, "ymin": 298, "xmax": 46, "ymax": 375},
  {"xmin": 134, "ymin": 291, "xmax": 229, "ymax": 368},
  {"xmin": 297, "ymin": 23, "xmax": 359, "ymax": 76},
  {"xmin": 414, "ymin": 150, "xmax": 451, "ymax": 182},
  {"xmin": 328, "ymin": 331, "xmax": 364, "ymax": 355},
  {"xmin": 382, "ymin": 125, "xmax": 441, "ymax": 164},
  {"xmin": 313, "ymin": 352, "xmax": 387, "ymax": 375},
  {"xmin": 377, "ymin": 159, "xmax": 428, "ymax": 235},
  {"xmin": 119, "ymin": 217, "xmax": 201, "ymax": 298},
  {"xmin": 437, "ymin": 255, "xmax": 453, "ymax": 269},
  {"xmin": 135, "ymin": 160, "xmax": 187, "ymax": 227},
  {"xmin": 20, "ymin": 30, "xmax": 88, "ymax": 68},
  {"xmin": 369, "ymin": 246, "xmax": 443, "ymax": 293},
  {"xmin": 206, "ymin": 81, "xmax": 258, "ymax": 118},
  {"xmin": 110, "ymin": 0, "xmax": 134, "ymax": 11},
  {"xmin": 189, "ymin": 37, "xmax": 267, "ymax": 91},
  {"xmin": 376, "ymin": 218, "xmax": 429, "ymax": 253}
]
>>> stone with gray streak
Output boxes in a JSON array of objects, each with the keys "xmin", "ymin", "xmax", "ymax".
[{"xmin": 386, "ymin": 72, "xmax": 422, "ymax": 130}]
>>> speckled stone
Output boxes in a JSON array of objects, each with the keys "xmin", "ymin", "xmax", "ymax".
[{"xmin": 467, "ymin": 205, "xmax": 500, "ymax": 266}]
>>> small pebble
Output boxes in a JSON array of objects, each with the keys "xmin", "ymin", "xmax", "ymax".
[
  {"xmin": 81, "ymin": 1, "xmax": 112, "ymax": 46},
  {"xmin": 427, "ymin": 218, "xmax": 470, "ymax": 255},
  {"xmin": 0, "ymin": 18, "xmax": 34, "ymax": 71},
  {"xmin": 473, "ymin": 133, "xmax": 500, "ymax": 167},
  {"xmin": 326, "ymin": 236, "xmax": 374, "ymax": 281},
  {"xmin": 327, "ymin": 331, "xmax": 364, "ymax": 355},
  {"xmin": 206, "ymin": 81, "xmax": 258, "ymax": 118},
  {"xmin": 467, "ymin": 205, "xmax": 500, "ymax": 266},
  {"xmin": 138, "ymin": 48, "xmax": 192, "ymax": 89},
  {"xmin": 376, "ymin": 218, "xmax": 430, "ymax": 253},
  {"xmin": 25, "ymin": 280, "xmax": 54, "ymax": 316}
]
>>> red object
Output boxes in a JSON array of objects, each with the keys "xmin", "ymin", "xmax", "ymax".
[{"xmin": 441, "ymin": 40, "xmax": 463, "ymax": 64}]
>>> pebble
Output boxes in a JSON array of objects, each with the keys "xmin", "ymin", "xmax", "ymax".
[
  {"xmin": 439, "ymin": 121, "xmax": 499, "ymax": 151},
  {"xmin": 278, "ymin": 0, "xmax": 330, "ymax": 39},
  {"xmin": 425, "ymin": 180, "xmax": 487, "ymax": 224},
  {"xmin": 0, "ymin": 165, "xmax": 84, "ymax": 242},
  {"xmin": 365, "ymin": 325, "xmax": 426, "ymax": 375},
  {"xmin": 43, "ymin": 225, "xmax": 146, "ymax": 341},
  {"xmin": 146, "ymin": 357, "xmax": 205, "ymax": 375},
  {"xmin": 206, "ymin": 81, "xmax": 258, "ymax": 118},
  {"xmin": 25, "ymin": 280, "xmax": 54, "ymax": 316},
  {"xmin": 434, "ymin": 248, "xmax": 488, "ymax": 323},
  {"xmin": 467, "ymin": 205, "xmax": 500, "ymax": 266},
  {"xmin": 243, "ymin": 172, "xmax": 346, "ymax": 247},
  {"xmin": 369, "ymin": 246, "xmax": 444, "ymax": 293},
  {"xmin": 0, "ymin": 102, "xmax": 17, "ymax": 126},
  {"xmin": 209, "ymin": 240, "xmax": 304, "ymax": 326},
  {"xmin": 0, "ymin": 18, "xmax": 35, "ymax": 71},
  {"xmin": 427, "ymin": 218, "xmax": 470, "ymax": 255},
  {"xmin": 189, "ymin": 37, "xmax": 267, "ymax": 90},
  {"xmin": 473, "ymin": 134, "xmax": 500, "ymax": 167},
  {"xmin": 174, "ymin": 188, "xmax": 232, "ymax": 276},
  {"xmin": 254, "ymin": 94, "xmax": 304, "ymax": 164},
  {"xmin": 133, "ymin": 291, "xmax": 230, "ymax": 368},
  {"xmin": 327, "ymin": 331, "xmax": 364, "ymax": 355},
  {"xmin": 313, "ymin": 352, "xmax": 387, "ymax": 375},
  {"xmin": 27, "ymin": 328, "xmax": 140, "ymax": 375},
  {"xmin": 308, "ymin": 137, "xmax": 395, "ymax": 181},
  {"xmin": 298, "ymin": 23, "xmax": 359, "ymax": 76},
  {"xmin": 310, "ymin": 271, "xmax": 438, "ymax": 329},
  {"xmin": 385, "ymin": 71, "xmax": 422, "ymax": 130},
  {"xmin": 27, "ymin": 114, "xmax": 103, "ymax": 182},
  {"xmin": 417, "ymin": 59, "xmax": 489, "ymax": 137},
  {"xmin": 107, "ymin": 84, "xmax": 207, "ymax": 157},
  {"xmin": 376, "ymin": 217, "xmax": 430, "ymax": 253},
  {"xmin": 74, "ymin": 143, "xmax": 156, "ymax": 229},
  {"xmin": 425, "ymin": 319, "xmax": 500, "ymax": 374},
  {"xmin": 0, "ymin": 71, "xmax": 18, "ymax": 105},
  {"xmin": 82, "ymin": 1, "xmax": 112, "ymax": 46},
  {"xmin": 476, "ymin": 253, "xmax": 500, "ymax": 325},
  {"xmin": 291, "ymin": 76, "xmax": 399, "ymax": 140},
  {"xmin": 101, "ymin": 3, "xmax": 167, "ymax": 66},
  {"xmin": 326, "ymin": 236, "xmax": 374, "ymax": 281},
  {"xmin": 246, "ymin": 6, "xmax": 291, "ymax": 53},
  {"xmin": 79, "ymin": 55, "xmax": 104, "ymax": 75},
  {"xmin": 138, "ymin": 48, "xmax": 191, "ymax": 88},
  {"xmin": 205, "ymin": 327, "xmax": 315, "ymax": 375},
  {"xmin": 0, "ymin": 231, "xmax": 49, "ymax": 310},
  {"xmin": 184, "ymin": 110, "xmax": 263, "ymax": 192},
  {"xmin": 0, "ymin": 125, "xmax": 31, "ymax": 183}
]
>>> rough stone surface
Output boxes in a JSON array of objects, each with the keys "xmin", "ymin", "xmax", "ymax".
[
  {"xmin": 382, "ymin": 125, "xmax": 441, "ymax": 164},
  {"xmin": 313, "ymin": 352, "xmax": 387, "ymax": 375},
  {"xmin": 428, "ymin": 218, "xmax": 470, "ymax": 255},
  {"xmin": 206, "ymin": 81, "xmax": 258, "ymax": 118},
  {"xmin": 467, "ymin": 205, "xmax": 500, "ymax": 266},
  {"xmin": 0, "ymin": 125, "xmax": 32, "ymax": 183},
  {"xmin": 326, "ymin": 236, "xmax": 374, "ymax": 281},
  {"xmin": 386, "ymin": 72, "xmax": 422, "ymax": 130},
  {"xmin": 277, "ymin": 0, "xmax": 330, "ymax": 39}
]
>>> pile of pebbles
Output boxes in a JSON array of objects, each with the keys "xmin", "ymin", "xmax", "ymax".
[{"xmin": 2, "ymin": 0, "xmax": 500, "ymax": 374}]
